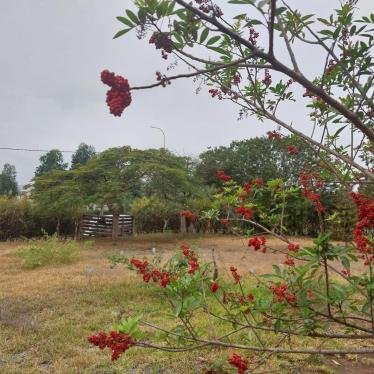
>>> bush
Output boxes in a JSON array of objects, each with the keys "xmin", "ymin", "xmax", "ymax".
[
  {"xmin": 0, "ymin": 196, "xmax": 37, "ymax": 240},
  {"xmin": 17, "ymin": 234, "xmax": 80, "ymax": 269}
]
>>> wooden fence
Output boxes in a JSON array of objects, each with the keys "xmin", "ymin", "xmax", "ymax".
[{"xmin": 79, "ymin": 214, "xmax": 133, "ymax": 238}]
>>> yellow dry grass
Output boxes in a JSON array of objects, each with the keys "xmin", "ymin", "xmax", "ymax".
[{"xmin": 0, "ymin": 234, "xmax": 372, "ymax": 373}]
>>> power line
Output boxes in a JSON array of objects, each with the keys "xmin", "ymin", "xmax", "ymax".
[{"xmin": 0, "ymin": 147, "xmax": 73, "ymax": 153}]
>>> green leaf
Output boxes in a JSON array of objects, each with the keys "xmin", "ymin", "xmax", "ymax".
[
  {"xmin": 274, "ymin": 7, "xmax": 287, "ymax": 16},
  {"xmin": 117, "ymin": 16, "xmax": 134, "ymax": 28},
  {"xmin": 207, "ymin": 46, "xmax": 230, "ymax": 56},
  {"xmin": 206, "ymin": 36, "xmax": 221, "ymax": 46},
  {"xmin": 200, "ymin": 28, "xmax": 209, "ymax": 44},
  {"xmin": 341, "ymin": 256, "xmax": 350, "ymax": 270},
  {"xmin": 113, "ymin": 29, "xmax": 132, "ymax": 39},
  {"xmin": 274, "ymin": 319, "xmax": 281, "ymax": 333},
  {"xmin": 126, "ymin": 9, "xmax": 139, "ymax": 24}
]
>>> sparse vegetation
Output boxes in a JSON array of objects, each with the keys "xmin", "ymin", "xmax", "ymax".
[{"xmin": 16, "ymin": 235, "xmax": 80, "ymax": 269}]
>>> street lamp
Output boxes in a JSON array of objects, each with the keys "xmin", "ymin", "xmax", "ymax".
[{"xmin": 150, "ymin": 126, "xmax": 166, "ymax": 149}]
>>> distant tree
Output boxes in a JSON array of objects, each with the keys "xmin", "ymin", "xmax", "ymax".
[
  {"xmin": 34, "ymin": 149, "xmax": 68, "ymax": 177},
  {"xmin": 71, "ymin": 143, "xmax": 96, "ymax": 169},
  {"xmin": 196, "ymin": 136, "xmax": 318, "ymax": 186},
  {"xmin": 0, "ymin": 163, "xmax": 18, "ymax": 196},
  {"xmin": 32, "ymin": 169, "xmax": 85, "ymax": 237},
  {"xmin": 79, "ymin": 147, "xmax": 200, "ymax": 238}
]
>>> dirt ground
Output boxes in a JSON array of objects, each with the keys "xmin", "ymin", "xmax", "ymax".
[{"xmin": 0, "ymin": 234, "xmax": 373, "ymax": 373}]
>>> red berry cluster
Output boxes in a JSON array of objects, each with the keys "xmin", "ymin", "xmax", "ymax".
[
  {"xmin": 252, "ymin": 178, "xmax": 264, "ymax": 186},
  {"xmin": 130, "ymin": 258, "xmax": 171, "ymax": 288},
  {"xmin": 248, "ymin": 27, "xmax": 259, "ymax": 45},
  {"xmin": 235, "ymin": 206, "xmax": 253, "ymax": 220},
  {"xmin": 230, "ymin": 266, "xmax": 241, "ymax": 284},
  {"xmin": 220, "ymin": 218, "xmax": 231, "ymax": 226},
  {"xmin": 283, "ymin": 254, "xmax": 295, "ymax": 267},
  {"xmin": 326, "ymin": 59, "xmax": 337, "ymax": 75},
  {"xmin": 267, "ymin": 130, "xmax": 282, "ymax": 140},
  {"xmin": 299, "ymin": 171, "xmax": 326, "ymax": 213},
  {"xmin": 181, "ymin": 245, "xmax": 200, "ymax": 274},
  {"xmin": 248, "ymin": 236, "xmax": 267, "ymax": 253},
  {"xmin": 149, "ymin": 32, "xmax": 173, "ymax": 56},
  {"xmin": 287, "ymin": 243, "xmax": 300, "ymax": 252},
  {"xmin": 228, "ymin": 353, "xmax": 249, "ymax": 374},
  {"xmin": 101, "ymin": 70, "xmax": 132, "ymax": 117},
  {"xmin": 341, "ymin": 269, "xmax": 351, "ymax": 276},
  {"xmin": 286, "ymin": 144, "xmax": 299, "ymax": 155},
  {"xmin": 87, "ymin": 331, "xmax": 134, "ymax": 361},
  {"xmin": 351, "ymin": 192, "xmax": 374, "ymax": 265},
  {"xmin": 233, "ymin": 74, "xmax": 241, "ymax": 84},
  {"xmin": 210, "ymin": 281, "xmax": 219, "ymax": 293},
  {"xmin": 262, "ymin": 69, "xmax": 272, "ymax": 86},
  {"xmin": 217, "ymin": 170, "xmax": 232, "ymax": 182},
  {"xmin": 270, "ymin": 284, "xmax": 296, "ymax": 304},
  {"xmin": 194, "ymin": 0, "xmax": 223, "ymax": 17},
  {"xmin": 155, "ymin": 71, "xmax": 171, "ymax": 87},
  {"xmin": 181, "ymin": 209, "xmax": 198, "ymax": 221}
]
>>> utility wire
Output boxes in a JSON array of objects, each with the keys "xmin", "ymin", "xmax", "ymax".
[{"xmin": 0, "ymin": 147, "xmax": 73, "ymax": 153}]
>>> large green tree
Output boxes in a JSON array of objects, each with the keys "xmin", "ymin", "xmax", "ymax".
[
  {"xmin": 79, "ymin": 147, "xmax": 200, "ymax": 237},
  {"xmin": 34, "ymin": 149, "xmax": 68, "ymax": 177},
  {"xmin": 0, "ymin": 163, "xmax": 18, "ymax": 196}
]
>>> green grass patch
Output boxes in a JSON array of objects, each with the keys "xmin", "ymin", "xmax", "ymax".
[{"xmin": 16, "ymin": 235, "xmax": 80, "ymax": 269}]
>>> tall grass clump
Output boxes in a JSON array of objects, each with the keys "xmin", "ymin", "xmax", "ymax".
[{"xmin": 17, "ymin": 234, "xmax": 80, "ymax": 269}]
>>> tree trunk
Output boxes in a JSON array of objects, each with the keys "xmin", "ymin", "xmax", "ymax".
[
  {"xmin": 74, "ymin": 220, "xmax": 79, "ymax": 240},
  {"xmin": 188, "ymin": 221, "xmax": 196, "ymax": 233},
  {"xmin": 180, "ymin": 215, "xmax": 187, "ymax": 233},
  {"xmin": 112, "ymin": 212, "xmax": 120, "ymax": 240},
  {"xmin": 163, "ymin": 219, "xmax": 169, "ymax": 232},
  {"xmin": 56, "ymin": 219, "xmax": 60, "ymax": 237}
]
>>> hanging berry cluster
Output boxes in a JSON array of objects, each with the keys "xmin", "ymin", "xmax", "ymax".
[
  {"xmin": 194, "ymin": 0, "xmax": 223, "ymax": 17},
  {"xmin": 351, "ymin": 192, "xmax": 374, "ymax": 265},
  {"xmin": 149, "ymin": 32, "xmax": 173, "ymax": 59},
  {"xmin": 101, "ymin": 70, "xmax": 132, "ymax": 116},
  {"xmin": 299, "ymin": 171, "xmax": 326, "ymax": 213}
]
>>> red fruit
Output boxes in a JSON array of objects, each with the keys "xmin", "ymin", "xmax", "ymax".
[{"xmin": 210, "ymin": 282, "xmax": 219, "ymax": 293}]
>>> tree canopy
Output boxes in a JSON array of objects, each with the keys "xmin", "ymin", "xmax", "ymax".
[
  {"xmin": 34, "ymin": 149, "xmax": 68, "ymax": 177},
  {"xmin": 71, "ymin": 143, "xmax": 96, "ymax": 170},
  {"xmin": 0, "ymin": 163, "xmax": 18, "ymax": 196}
]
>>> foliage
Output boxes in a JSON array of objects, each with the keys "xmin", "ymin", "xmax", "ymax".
[
  {"xmin": 17, "ymin": 234, "xmax": 80, "ymax": 269},
  {"xmin": 71, "ymin": 142, "xmax": 96, "ymax": 169},
  {"xmin": 196, "ymin": 136, "xmax": 317, "ymax": 186},
  {"xmin": 32, "ymin": 169, "xmax": 86, "ymax": 233},
  {"xmin": 89, "ymin": 0, "xmax": 374, "ymax": 368},
  {"xmin": 34, "ymin": 149, "xmax": 68, "ymax": 177},
  {"xmin": 0, "ymin": 163, "xmax": 18, "ymax": 196},
  {"xmin": 0, "ymin": 196, "xmax": 35, "ymax": 240},
  {"xmin": 131, "ymin": 196, "xmax": 181, "ymax": 233}
]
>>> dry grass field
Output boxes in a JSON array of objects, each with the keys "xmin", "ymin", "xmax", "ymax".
[{"xmin": 0, "ymin": 234, "xmax": 373, "ymax": 373}]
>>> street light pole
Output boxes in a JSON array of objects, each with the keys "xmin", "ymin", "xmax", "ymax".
[{"xmin": 150, "ymin": 126, "xmax": 166, "ymax": 149}]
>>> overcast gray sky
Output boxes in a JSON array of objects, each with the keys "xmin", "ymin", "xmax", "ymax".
[{"xmin": 0, "ymin": 0, "xmax": 372, "ymax": 186}]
